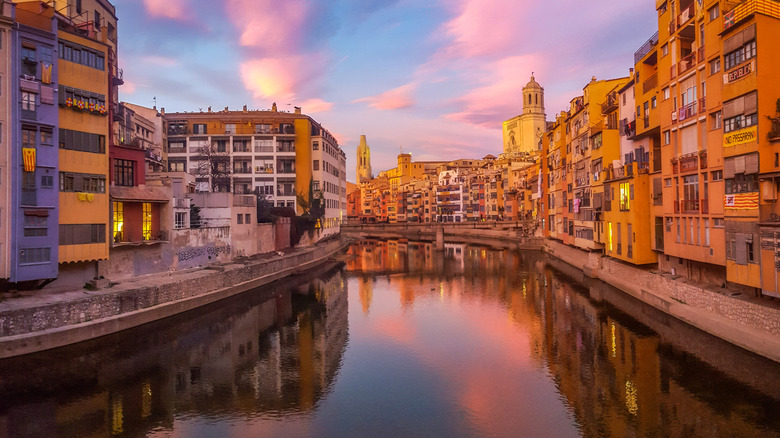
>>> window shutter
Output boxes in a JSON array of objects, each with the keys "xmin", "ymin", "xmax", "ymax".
[{"xmin": 735, "ymin": 233, "xmax": 747, "ymax": 265}]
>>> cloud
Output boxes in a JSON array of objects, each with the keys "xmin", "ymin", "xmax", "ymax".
[
  {"xmin": 445, "ymin": 55, "xmax": 543, "ymax": 128},
  {"xmin": 143, "ymin": 0, "xmax": 189, "ymax": 20},
  {"xmin": 225, "ymin": 0, "xmax": 334, "ymax": 111},
  {"xmin": 354, "ymin": 83, "xmax": 417, "ymax": 110}
]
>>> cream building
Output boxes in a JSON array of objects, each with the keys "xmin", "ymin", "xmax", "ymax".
[{"xmin": 502, "ymin": 75, "xmax": 547, "ymax": 157}]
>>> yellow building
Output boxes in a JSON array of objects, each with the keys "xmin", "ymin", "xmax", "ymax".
[{"xmin": 57, "ymin": 22, "xmax": 111, "ymax": 265}]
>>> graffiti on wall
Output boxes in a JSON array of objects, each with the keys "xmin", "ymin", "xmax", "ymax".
[{"xmin": 177, "ymin": 245, "xmax": 231, "ymax": 262}]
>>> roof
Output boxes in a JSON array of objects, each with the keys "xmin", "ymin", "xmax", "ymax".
[{"xmin": 110, "ymin": 186, "xmax": 170, "ymax": 203}]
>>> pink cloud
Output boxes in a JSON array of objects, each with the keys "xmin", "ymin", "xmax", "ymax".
[
  {"xmin": 226, "ymin": 0, "xmax": 332, "ymax": 112},
  {"xmin": 439, "ymin": 0, "xmax": 525, "ymax": 59},
  {"xmin": 143, "ymin": 0, "xmax": 189, "ymax": 20},
  {"xmin": 354, "ymin": 83, "xmax": 417, "ymax": 110},
  {"xmin": 446, "ymin": 55, "xmax": 546, "ymax": 128}
]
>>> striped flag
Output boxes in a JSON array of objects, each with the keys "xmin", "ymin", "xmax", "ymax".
[
  {"xmin": 22, "ymin": 148, "xmax": 36, "ymax": 172},
  {"xmin": 724, "ymin": 192, "xmax": 759, "ymax": 210}
]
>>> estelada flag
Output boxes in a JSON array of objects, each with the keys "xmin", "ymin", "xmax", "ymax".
[
  {"xmin": 22, "ymin": 148, "xmax": 36, "ymax": 172},
  {"xmin": 41, "ymin": 62, "xmax": 52, "ymax": 84}
]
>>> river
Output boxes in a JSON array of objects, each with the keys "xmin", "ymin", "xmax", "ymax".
[{"xmin": 0, "ymin": 239, "xmax": 778, "ymax": 437}]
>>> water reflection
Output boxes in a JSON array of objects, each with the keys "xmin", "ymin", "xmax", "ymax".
[
  {"xmin": 0, "ymin": 263, "xmax": 348, "ymax": 437},
  {"xmin": 346, "ymin": 239, "xmax": 780, "ymax": 437},
  {"xmin": 1, "ymin": 241, "xmax": 779, "ymax": 437}
]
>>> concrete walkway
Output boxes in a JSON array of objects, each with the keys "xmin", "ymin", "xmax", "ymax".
[{"xmin": 0, "ymin": 238, "xmax": 347, "ymax": 358}]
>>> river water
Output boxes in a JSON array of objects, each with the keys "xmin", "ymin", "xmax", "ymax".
[{"xmin": 1, "ymin": 240, "xmax": 779, "ymax": 437}]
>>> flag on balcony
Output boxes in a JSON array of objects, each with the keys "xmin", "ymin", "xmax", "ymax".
[
  {"xmin": 725, "ymin": 192, "xmax": 758, "ymax": 210},
  {"xmin": 41, "ymin": 62, "xmax": 52, "ymax": 84},
  {"xmin": 22, "ymin": 148, "xmax": 36, "ymax": 172}
]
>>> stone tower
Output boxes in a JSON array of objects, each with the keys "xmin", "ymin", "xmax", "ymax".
[
  {"xmin": 502, "ymin": 75, "xmax": 548, "ymax": 156},
  {"xmin": 356, "ymin": 135, "xmax": 373, "ymax": 183}
]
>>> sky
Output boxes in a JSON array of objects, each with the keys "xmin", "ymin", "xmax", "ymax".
[{"xmin": 115, "ymin": 0, "xmax": 658, "ymax": 183}]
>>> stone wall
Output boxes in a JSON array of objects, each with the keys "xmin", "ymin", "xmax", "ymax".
[
  {"xmin": 0, "ymin": 237, "xmax": 346, "ymax": 357},
  {"xmin": 545, "ymin": 238, "xmax": 780, "ymax": 361}
]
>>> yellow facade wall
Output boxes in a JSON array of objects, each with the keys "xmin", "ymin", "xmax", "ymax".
[
  {"xmin": 58, "ymin": 31, "xmax": 110, "ymax": 263},
  {"xmin": 294, "ymin": 118, "xmax": 312, "ymax": 215}
]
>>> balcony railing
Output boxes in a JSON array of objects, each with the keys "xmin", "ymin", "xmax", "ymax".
[
  {"xmin": 678, "ymin": 100, "xmax": 697, "ymax": 121},
  {"xmin": 700, "ymin": 150, "xmax": 708, "ymax": 169},
  {"xmin": 633, "ymin": 31, "xmax": 659, "ymax": 64},
  {"xmin": 115, "ymin": 229, "xmax": 168, "ymax": 243},
  {"xmin": 679, "ymin": 152, "xmax": 699, "ymax": 172},
  {"xmin": 255, "ymin": 145, "xmax": 274, "ymax": 153},
  {"xmin": 680, "ymin": 199, "xmax": 700, "ymax": 213},
  {"xmin": 678, "ymin": 3, "xmax": 695, "ymax": 27},
  {"xmin": 677, "ymin": 51, "xmax": 696, "ymax": 75},
  {"xmin": 233, "ymin": 195, "xmax": 255, "ymax": 207},
  {"xmin": 601, "ymin": 92, "xmax": 619, "ymax": 115}
]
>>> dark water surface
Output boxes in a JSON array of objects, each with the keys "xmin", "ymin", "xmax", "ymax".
[{"xmin": 1, "ymin": 240, "xmax": 779, "ymax": 437}]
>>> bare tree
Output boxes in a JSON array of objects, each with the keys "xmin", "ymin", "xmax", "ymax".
[{"xmin": 194, "ymin": 141, "xmax": 232, "ymax": 192}]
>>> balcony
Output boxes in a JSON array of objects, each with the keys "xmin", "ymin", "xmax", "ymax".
[
  {"xmin": 634, "ymin": 31, "xmax": 659, "ymax": 64},
  {"xmin": 174, "ymin": 197, "xmax": 190, "ymax": 208},
  {"xmin": 168, "ymin": 126, "xmax": 190, "ymax": 136},
  {"xmin": 679, "ymin": 152, "xmax": 699, "ymax": 172},
  {"xmin": 680, "ymin": 199, "xmax": 700, "ymax": 213},
  {"xmin": 233, "ymin": 195, "xmax": 256, "ymax": 207},
  {"xmin": 678, "ymin": 100, "xmax": 697, "ymax": 121},
  {"xmin": 697, "ymin": 45, "xmax": 706, "ymax": 63},
  {"xmin": 700, "ymin": 150, "xmax": 708, "ymax": 169},
  {"xmin": 115, "ymin": 230, "xmax": 168, "ymax": 244},
  {"xmin": 601, "ymin": 92, "xmax": 619, "ymax": 115},
  {"xmin": 677, "ymin": 51, "xmax": 696, "ymax": 76},
  {"xmin": 725, "ymin": 0, "xmax": 780, "ymax": 31},
  {"xmin": 678, "ymin": 3, "xmax": 695, "ymax": 28},
  {"xmin": 233, "ymin": 166, "xmax": 252, "ymax": 174}
]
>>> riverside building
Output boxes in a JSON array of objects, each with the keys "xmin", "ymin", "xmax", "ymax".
[{"xmin": 163, "ymin": 106, "xmax": 347, "ymax": 232}]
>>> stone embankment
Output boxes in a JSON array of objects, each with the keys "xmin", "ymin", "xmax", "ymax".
[
  {"xmin": 0, "ymin": 237, "xmax": 347, "ymax": 359},
  {"xmin": 343, "ymin": 223, "xmax": 780, "ymax": 363}
]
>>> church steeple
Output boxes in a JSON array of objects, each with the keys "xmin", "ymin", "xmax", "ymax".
[
  {"xmin": 356, "ymin": 135, "xmax": 373, "ymax": 183},
  {"xmin": 522, "ymin": 74, "xmax": 545, "ymax": 115}
]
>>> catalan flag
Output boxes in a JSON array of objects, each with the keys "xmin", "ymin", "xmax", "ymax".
[
  {"xmin": 724, "ymin": 192, "xmax": 759, "ymax": 210},
  {"xmin": 22, "ymin": 147, "xmax": 36, "ymax": 172}
]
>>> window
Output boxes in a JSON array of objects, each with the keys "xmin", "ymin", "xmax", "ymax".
[
  {"xmin": 114, "ymin": 159, "xmax": 135, "ymax": 186},
  {"xmin": 21, "ymin": 46, "xmax": 36, "ymax": 76},
  {"xmin": 141, "ymin": 202, "xmax": 153, "ymax": 240},
  {"xmin": 225, "ymin": 124, "xmax": 236, "ymax": 134},
  {"xmin": 711, "ymin": 170, "xmax": 723, "ymax": 181},
  {"xmin": 245, "ymin": 214, "xmax": 251, "ymax": 223},
  {"xmin": 59, "ymin": 172, "xmax": 105, "ymax": 193},
  {"xmin": 651, "ymin": 96, "xmax": 657, "ymax": 109},
  {"xmin": 724, "ymin": 40, "xmax": 756, "ymax": 70},
  {"xmin": 663, "ymin": 87, "xmax": 669, "ymax": 100},
  {"xmin": 59, "ymin": 129, "xmax": 105, "ymax": 154},
  {"xmin": 313, "ymin": 160, "xmax": 319, "ymax": 171},
  {"xmin": 175, "ymin": 212, "xmax": 187, "ymax": 229},
  {"xmin": 313, "ymin": 141, "xmax": 319, "ymax": 150},
  {"xmin": 193, "ymin": 124, "xmax": 207, "ymax": 134},
  {"xmin": 619, "ymin": 182, "xmax": 630, "ymax": 211},
  {"xmin": 22, "ymin": 128, "xmax": 36, "ymax": 149},
  {"xmin": 724, "ymin": 113, "xmax": 757, "ymax": 133},
  {"xmin": 22, "ymin": 92, "xmax": 35, "ymax": 112},
  {"xmin": 662, "ymin": 43, "xmax": 668, "ymax": 57},
  {"xmin": 710, "ymin": 111, "xmax": 722, "ymax": 130},
  {"xmin": 710, "ymin": 58, "xmax": 721, "ymax": 75},
  {"xmin": 663, "ymin": 130, "xmax": 670, "ymax": 145},
  {"xmin": 24, "ymin": 214, "xmax": 47, "ymax": 237},
  {"xmin": 726, "ymin": 173, "xmax": 757, "ymax": 194},
  {"xmin": 708, "ymin": 4, "xmax": 720, "ymax": 21},
  {"xmin": 41, "ymin": 175, "xmax": 53, "ymax": 188},
  {"xmin": 169, "ymin": 160, "xmax": 186, "ymax": 172},
  {"xmin": 19, "ymin": 247, "xmax": 50, "ymax": 264},
  {"xmin": 57, "ymin": 40, "xmax": 104, "ymax": 70},
  {"xmin": 60, "ymin": 224, "xmax": 106, "ymax": 245},
  {"xmin": 41, "ymin": 129, "xmax": 53, "ymax": 145}
]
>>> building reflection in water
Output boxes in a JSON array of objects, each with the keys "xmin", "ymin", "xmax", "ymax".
[
  {"xmin": 346, "ymin": 239, "xmax": 780, "ymax": 437},
  {"xmin": 0, "ymin": 264, "xmax": 348, "ymax": 437}
]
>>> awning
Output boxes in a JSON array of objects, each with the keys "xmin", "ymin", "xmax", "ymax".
[{"xmin": 110, "ymin": 186, "xmax": 169, "ymax": 203}]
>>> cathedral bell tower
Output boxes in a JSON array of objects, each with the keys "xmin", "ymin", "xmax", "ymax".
[{"xmin": 356, "ymin": 135, "xmax": 373, "ymax": 183}]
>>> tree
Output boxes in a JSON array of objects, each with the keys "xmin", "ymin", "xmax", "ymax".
[
  {"xmin": 194, "ymin": 141, "xmax": 232, "ymax": 192},
  {"xmin": 190, "ymin": 203, "xmax": 202, "ymax": 228}
]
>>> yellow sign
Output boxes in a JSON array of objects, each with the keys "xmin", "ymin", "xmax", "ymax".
[{"xmin": 723, "ymin": 126, "xmax": 757, "ymax": 147}]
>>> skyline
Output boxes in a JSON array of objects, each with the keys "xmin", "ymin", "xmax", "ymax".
[{"xmin": 117, "ymin": 0, "xmax": 658, "ymax": 182}]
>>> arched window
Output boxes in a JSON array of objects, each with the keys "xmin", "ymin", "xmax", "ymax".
[{"xmin": 535, "ymin": 93, "xmax": 538, "ymax": 105}]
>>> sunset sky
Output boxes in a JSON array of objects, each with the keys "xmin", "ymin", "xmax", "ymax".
[{"xmin": 116, "ymin": 0, "xmax": 657, "ymax": 182}]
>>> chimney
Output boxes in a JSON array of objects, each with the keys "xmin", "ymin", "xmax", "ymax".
[
  {"xmin": 208, "ymin": 106, "xmax": 211, "ymax": 112},
  {"xmin": 630, "ymin": 68, "xmax": 634, "ymax": 76},
  {"xmin": 224, "ymin": 106, "xmax": 229, "ymax": 112},
  {"xmin": 160, "ymin": 107, "xmax": 165, "ymax": 115},
  {"xmin": 294, "ymin": 106, "xmax": 301, "ymax": 114},
  {"xmin": 243, "ymin": 105, "xmax": 248, "ymax": 112}
]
